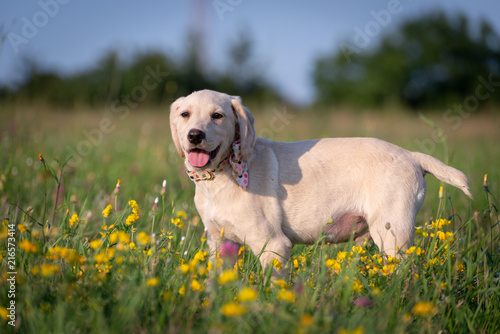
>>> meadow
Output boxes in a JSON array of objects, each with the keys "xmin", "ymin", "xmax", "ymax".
[{"xmin": 1, "ymin": 103, "xmax": 499, "ymax": 333}]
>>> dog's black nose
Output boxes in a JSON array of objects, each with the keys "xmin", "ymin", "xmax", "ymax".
[{"xmin": 187, "ymin": 129, "xmax": 205, "ymax": 145}]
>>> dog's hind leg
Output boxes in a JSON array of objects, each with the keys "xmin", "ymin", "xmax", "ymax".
[
  {"xmin": 368, "ymin": 216, "xmax": 415, "ymax": 257},
  {"xmin": 367, "ymin": 168, "xmax": 426, "ymax": 257},
  {"xmin": 367, "ymin": 193, "xmax": 423, "ymax": 257}
]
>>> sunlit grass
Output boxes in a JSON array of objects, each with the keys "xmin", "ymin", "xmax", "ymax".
[{"xmin": 1, "ymin": 106, "xmax": 499, "ymax": 333}]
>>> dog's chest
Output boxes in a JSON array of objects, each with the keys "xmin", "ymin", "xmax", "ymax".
[{"xmin": 194, "ymin": 180, "xmax": 247, "ymax": 239}]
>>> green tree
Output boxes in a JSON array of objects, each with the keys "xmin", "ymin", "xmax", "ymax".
[
  {"xmin": 313, "ymin": 12, "xmax": 500, "ymax": 110},
  {"xmin": 5, "ymin": 30, "xmax": 282, "ymax": 107}
]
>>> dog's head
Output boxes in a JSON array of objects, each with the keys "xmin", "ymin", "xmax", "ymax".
[{"xmin": 170, "ymin": 90, "xmax": 256, "ymax": 170}]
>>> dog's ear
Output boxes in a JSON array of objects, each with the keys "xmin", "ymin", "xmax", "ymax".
[
  {"xmin": 231, "ymin": 96, "xmax": 256, "ymax": 161},
  {"xmin": 170, "ymin": 96, "xmax": 186, "ymax": 157}
]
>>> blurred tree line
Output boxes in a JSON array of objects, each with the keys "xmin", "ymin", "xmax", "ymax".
[
  {"xmin": 313, "ymin": 11, "xmax": 500, "ymax": 110},
  {"xmin": 1, "ymin": 11, "xmax": 499, "ymax": 111},
  {"xmin": 0, "ymin": 30, "xmax": 281, "ymax": 108}
]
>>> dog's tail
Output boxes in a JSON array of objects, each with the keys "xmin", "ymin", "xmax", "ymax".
[{"xmin": 411, "ymin": 151, "xmax": 473, "ymax": 199}]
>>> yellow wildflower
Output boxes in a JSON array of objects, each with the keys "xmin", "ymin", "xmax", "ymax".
[
  {"xmin": 429, "ymin": 218, "xmax": 451, "ymax": 230},
  {"xmin": 0, "ymin": 306, "xmax": 8, "ymax": 320},
  {"xmin": 178, "ymin": 285, "xmax": 186, "ymax": 295},
  {"xmin": 198, "ymin": 266, "xmax": 208, "ymax": 276},
  {"xmin": 94, "ymin": 251, "xmax": 109, "ymax": 263},
  {"xmin": 300, "ymin": 314, "xmax": 314, "ymax": 326},
  {"xmin": 69, "ymin": 213, "xmax": 79, "ymax": 226},
  {"xmin": 137, "ymin": 232, "xmax": 150, "ymax": 246},
  {"xmin": 177, "ymin": 210, "xmax": 187, "ymax": 219},
  {"xmin": 234, "ymin": 258, "xmax": 243, "ymax": 271},
  {"xmin": 19, "ymin": 239, "xmax": 38, "ymax": 253},
  {"xmin": 31, "ymin": 266, "xmax": 40, "ymax": 275},
  {"xmin": 381, "ymin": 264, "xmax": 396, "ymax": 276},
  {"xmin": 129, "ymin": 242, "xmax": 136, "ymax": 250},
  {"xmin": 406, "ymin": 246, "xmax": 425, "ymax": 256},
  {"xmin": 116, "ymin": 243, "xmax": 125, "ymax": 253},
  {"xmin": 337, "ymin": 251, "xmax": 347, "ymax": 262},
  {"xmin": 102, "ymin": 205, "xmax": 112, "ymax": 217},
  {"xmin": 194, "ymin": 250, "xmax": 207, "ymax": 262},
  {"xmin": 238, "ymin": 287, "xmax": 258, "ymax": 302},
  {"xmin": 128, "ymin": 200, "xmax": 139, "ymax": 214},
  {"xmin": 187, "ymin": 258, "xmax": 199, "ymax": 273},
  {"xmin": 179, "ymin": 264, "xmax": 190, "ymax": 274},
  {"xmin": 445, "ymin": 231, "xmax": 455, "ymax": 243},
  {"xmin": 352, "ymin": 245, "xmax": 366, "ymax": 254},
  {"xmin": 326, "ymin": 258, "xmax": 341, "ymax": 273},
  {"xmin": 109, "ymin": 231, "xmax": 118, "ymax": 243},
  {"xmin": 221, "ymin": 302, "xmax": 247, "ymax": 317},
  {"xmin": 89, "ymin": 239, "xmax": 102, "ymax": 250},
  {"xmin": 412, "ymin": 301, "xmax": 435, "ymax": 317},
  {"xmin": 402, "ymin": 312, "xmax": 412, "ymax": 323},
  {"xmin": 201, "ymin": 299, "xmax": 209, "ymax": 309},
  {"xmin": 339, "ymin": 326, "xmax": 364, "ymax": 334},
  {"xmin": 272, "ymin": 258, "xmax": 283, "ymax": 270},
  {"xmin": 47, "ymin": 246, "xmax": 81, "ymax": 263},
  {"xmin": 40, "ymin": 264, "xmax": 59, "ymax": 276},
  {"xmin": 436, "ymin": 231, "xmax": 447, "ymax": 241},
  {"xmin": 387, "ymin": 256, "xmax": 400, "ymax": 264},
  {"xmin": 126, "ymin": 213, "xmax": 139, "ymax": 226},
  {"xmin": 415, "ymin": 227, "xmax": 429, "ymax": 237},
  {"xmin": 428, "ymin": 258, "xmax": 438, "ymax": 266},
  {"xmin": 18, "ymin": 223, "xmax": 27, "ymax": 233},
  {"xmin": 146, "ymin": 277, "xmax": 159, "ymax": 287},
  {"xmin": 238, "ymin": 246, "xmax": 246, "ymax": 256},
  {"xmin": 117, "ymin": 231, "xmax": 130, "ymax": 243},
  {"xmin": 277, "ymin": 289, "xmax": 295, "ymax": 303},
  {"xmin": 351, "ymin": 279, "xmax": 363, "ymax": 293},
  {"xmin": 191, "ymin": 279, "xmax": 203, "ymax": 291},
  {"xmin": 171, "ymin": 218, "xmax": 184, "ymax": 229},
  {"xmin": 273, "ymin": 279, "xmax": 290, "ymax": 289},
  {"xmin": 218, "ymin": 270, "xmax": 238, "ymax": 285}
]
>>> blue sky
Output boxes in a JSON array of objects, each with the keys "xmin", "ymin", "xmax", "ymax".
[{"xmin": 1, "ymin": 0, "xmax": 499, "ymax": 104}]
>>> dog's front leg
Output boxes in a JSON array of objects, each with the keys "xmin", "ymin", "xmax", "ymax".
[
  {"xmin": 250, "ymin": 233, "xmax": 292, "ymax": 282},
  {"xmin": 205, "ymin": 225, "xmax": 222, "ymax": 266},
  {"xmin": 193, "ymin": 192, "xmax": 223, "ymax": 266}
]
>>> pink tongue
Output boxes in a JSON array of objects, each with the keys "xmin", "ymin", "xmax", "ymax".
[{"xmin": 188, "ymin": 151, "xmax": 210, "ymax": 167}]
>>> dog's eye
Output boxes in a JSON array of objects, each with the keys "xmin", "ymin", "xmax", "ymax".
[
  {"xmin": 212, "ymin": 113, "xmax": 224, "ymax": 120},
  {"xmin": 180, "ymin": 111, "xmax": 190, "ymax": 118}
]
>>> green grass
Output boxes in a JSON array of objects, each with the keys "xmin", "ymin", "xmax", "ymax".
[{"xmin": 1, "ymin": 105, "xmax": 499, "ymax": 333}]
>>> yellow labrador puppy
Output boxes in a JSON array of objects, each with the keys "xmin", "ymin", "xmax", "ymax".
[{"xmin": 170, "ymin": 90, "xmax": 472, "ymax": 277}]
